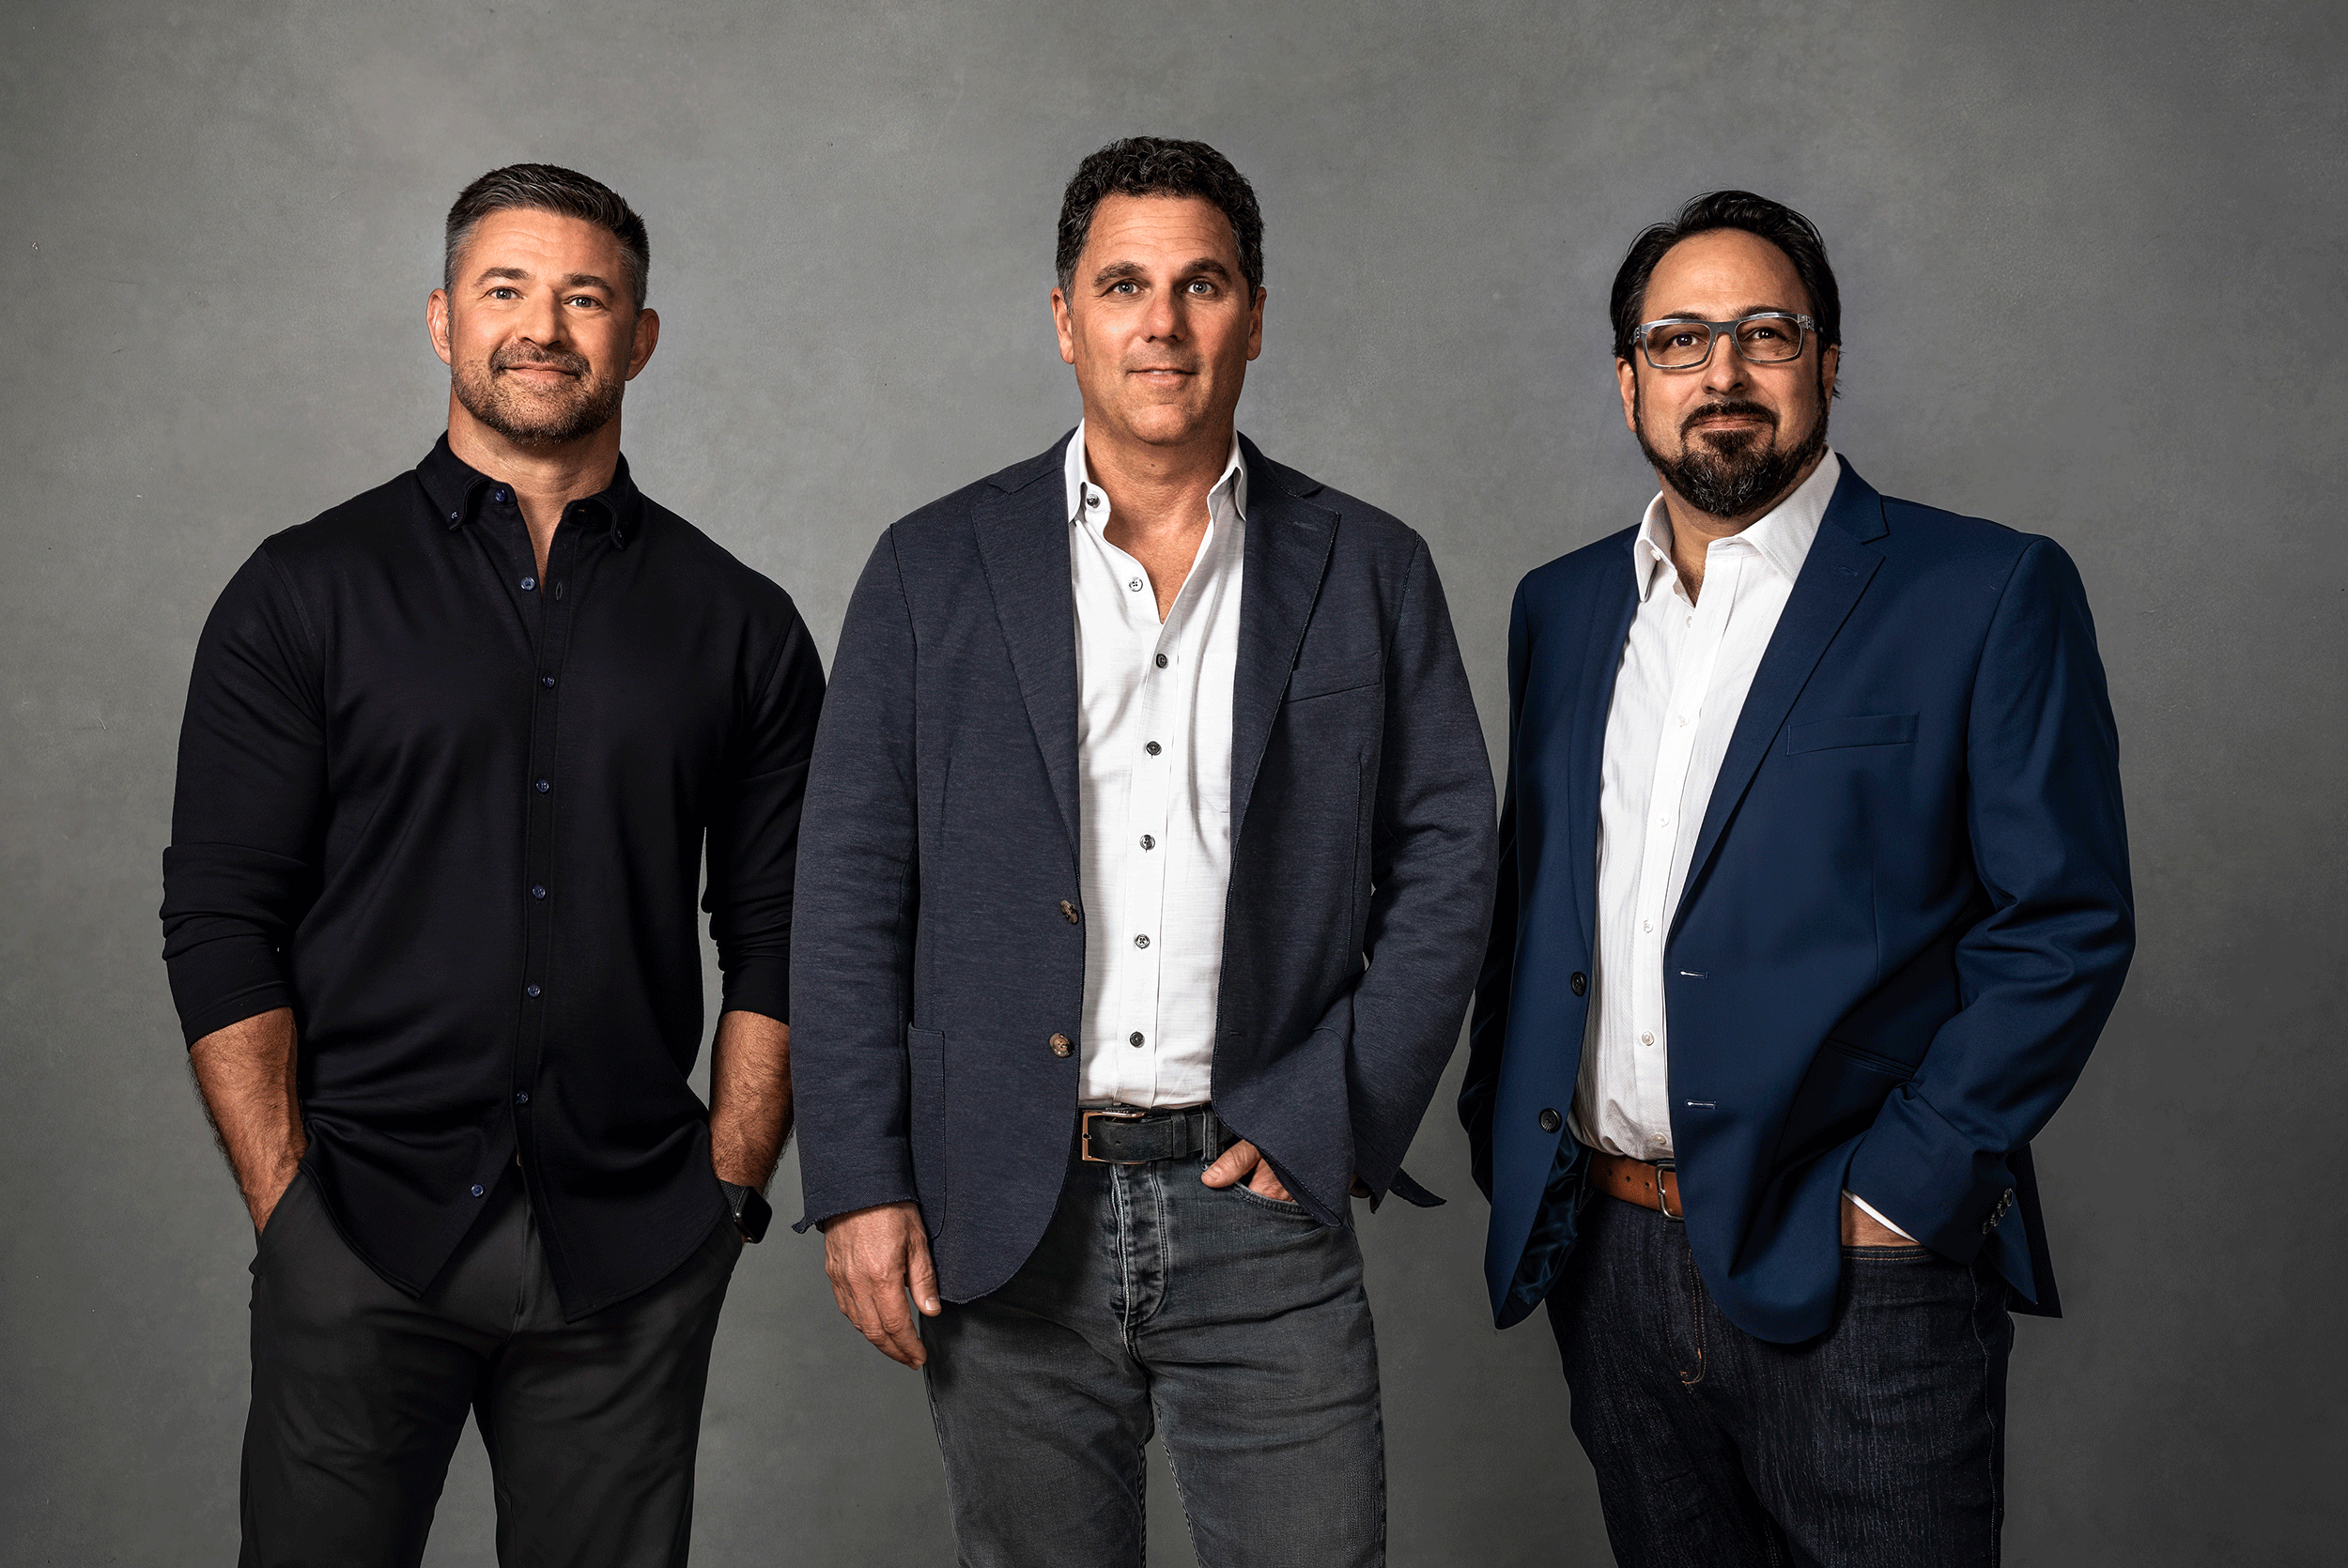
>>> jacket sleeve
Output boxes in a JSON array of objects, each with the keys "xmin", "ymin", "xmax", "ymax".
[
  {"xmin": 703, "ymin": 597, "xmax": 826, "ymax": 1024},
  {"xmin": 789, "ymin": 531, "xmax": 923, "ymax": 1229},
  {"xmin": 1343, "ymin": 536, "xmax": 1500, "ymax": 1202},
  {"xmin": 159, "ymin": 545, "xmax": 328, "ymax": 1045},
  {"xmin": 1459, "ymin": 581, "xmax": 1529, "ymax": 1200},
  {"xmin": 1845, "ymin": 537, "xmax": 2135, "ymax": 1255}
]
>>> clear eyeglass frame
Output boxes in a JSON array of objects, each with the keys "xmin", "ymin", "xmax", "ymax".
[{"xmin": 1630, "ymin": 312, "xmax": 1819, "ymax": 370}]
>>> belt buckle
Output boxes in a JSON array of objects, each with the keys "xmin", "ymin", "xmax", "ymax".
[
  {"xmin": 1652, "ymin": 1158, "xmax": 1682, "ymax": 1221},
  {"xmin": 1080, "ymin": 1107, "xmax": 1145, "ymax": 1163}
]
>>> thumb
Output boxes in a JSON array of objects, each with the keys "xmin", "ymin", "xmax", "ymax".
[
  {"xmin": 906, "ymin": 1231, "xmax": 943, "ymax": 1315},
  {"xmin": 1201, "ymin": 1139, "xmax": 1258, "ymax": 1188}
]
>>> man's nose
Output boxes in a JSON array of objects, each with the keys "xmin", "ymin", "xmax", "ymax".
[
  {"xmin": 1142, "ymin": 286, "xmax": 1182, "ymax": 342},
  {"xmin": 1703, "ymin": 332, "xmax": 1749, "ymax": 395},
  {"xmin": 522, "ymin": 289, "xmax": 568, "ymax": 347}
]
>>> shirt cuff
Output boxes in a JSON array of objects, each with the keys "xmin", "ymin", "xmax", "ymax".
[{"xmin": 1844, "ymin": 1190, "xmax": 1917, "ymax": 1241}]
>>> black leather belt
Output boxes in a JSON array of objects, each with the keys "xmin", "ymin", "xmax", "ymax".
[{"xmin": 1078, "ymin": 1105, "xmax": 1232, "ymax": 1164}]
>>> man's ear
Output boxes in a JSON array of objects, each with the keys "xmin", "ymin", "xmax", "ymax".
[
  {"xmin": 1819, "ymin": 342, "xmax": 1840, "ymax": 403},
  {"xmin": 1051, "ymin": 287, "xmax": 1077, "ymax": 367},
  {"xmin": 1245, "ymin": 284, "xmax": 1266, "ymax": 362},
  {"xmin": 427, "ymin": 289, "xmax": 454, "ymax": 368},
  {"xmin": 626, "ymin": 307, "xmax": 660, "ymax": 381},
  {"xmin": 1616, "ymin": 355, "xmax": 1639, "ymax": 435}
]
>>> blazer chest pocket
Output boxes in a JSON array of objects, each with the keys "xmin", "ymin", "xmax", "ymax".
[
  {"xmin": 1784, "ymin": 712, "xmax": 1917, "ymax": 755},
  {"xmin": 1284, "ymin": 657, "xmax": 1383, "ymax": 705},
  {"xmin": 906, "ymin": 1026, "xmax": 947, "ymax": 1237}
]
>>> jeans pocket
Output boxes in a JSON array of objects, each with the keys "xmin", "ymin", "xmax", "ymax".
[
  {"xmin": 1230, "ymin": 1183, "xmax": 1315, "ymax": 1217},
  {"xmin": 250, "ymin": 1167, "xmax": 308, "ymax": 1275}
]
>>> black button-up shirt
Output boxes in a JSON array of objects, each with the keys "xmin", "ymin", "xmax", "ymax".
[{"xmin": 162, "ymin": 438, "xmax": 824, "ymax": 1315}]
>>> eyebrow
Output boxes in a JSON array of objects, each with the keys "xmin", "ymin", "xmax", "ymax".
[
  {"xmin": 1647, "ymin": 303, "xmax": 1800, "ymax": 323},
  {"xmin": 1089, "ymin": 257, "xmax": 1235, "ymax": 286},
  {"xmin": 471, "ymin": 267, "xmax": 614, "ymax": 292}
]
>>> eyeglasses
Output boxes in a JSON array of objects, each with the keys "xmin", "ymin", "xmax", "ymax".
[{"xmin": 1629, "ymin": 313, "xmax": 1818, "ymax": 370}]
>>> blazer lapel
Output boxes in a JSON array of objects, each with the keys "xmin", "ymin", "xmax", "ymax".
[
  {"xmin": 1565, "ymin": 545, "xmax": 1642, "ymax": 951},
  {"xmin": 1229, "ymin": 437, "xmax": 1338, "ymax": 832},
  {"xmin": 1673, "ymin": 464, "xmax": 1890, "ymax": 928},
  {"xmin": 972, "ymin": 437, "xmax": 1082, "ymax": 858}
]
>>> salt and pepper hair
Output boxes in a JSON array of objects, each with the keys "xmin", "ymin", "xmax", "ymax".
[
  {"xmin": 1055, "ymin": 137, "xmax": 1265, "ymax": 297},
  {"xmin": 442, "ymin": 163, "xmax": 651, "ymax": 310},
  {"xmin": 1609, "ymin": 190, "xmax": 1842, "ymax": 361}
]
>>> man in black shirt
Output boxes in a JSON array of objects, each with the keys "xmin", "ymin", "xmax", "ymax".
[{"xmin": 160, "ymin": 164, "xmax": 824, "ymax": 1566}]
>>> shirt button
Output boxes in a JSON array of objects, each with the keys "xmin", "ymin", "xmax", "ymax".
[
  {"xmin": 1537, "ymin": 1108, "xmax": 1562, "ymax": 1133},
  {"xmin": 1139, "ymin": 834, "xmax": 1155, "ymax": 850},
  {"xmin": 520, "ymin": 576, "xmax": 536, "ymax": 592},
  {"xmin": 1154, "ymin": 653, "xmax": 1168, "ymax": 669},
  {"xmin": 1652, "ymin": 1133, "xmax": 1668, "ymax": 1147},
  {"xmin": 491, "ymin": 488, "xmax": 508, "ymax": 504},
  {"xmin": 524, "ymin": 984, "xmax": 542, "ymax": 998},
  {"xmin": 1129, "ymin": 1031, "xmax": 1145, "ymax": 1047},
  {"xmin": 1049, "ymin": 1033, "xmax": 1073, "ymax": 1057},
  {"xmin": 471, "ymin": 1184, "xmax": 487, "ymax": 1197},
  {"xmin": 1657, "ymin": 815, "xmax": 1670, "ymax": 826},
  {"xmin": 448, "ymin": 510, "xmax": 460, "ymax": 522},
  {"xmin": 1642, "ymin": 918, "xmax": 1653, "ymax": 932},
  {"xmin": 1640, "ymin": 1032, "xmax": 1655, "ymax": 1046},
  {"xmin": 531, "ymin": 884, "xmax": 547, "ymax": 899},
  {"xmin": 1570, "ymin": 971, "xmax": 1588, "ymax": 995},
  {"xmin": 1086, "ymin": 491, "xmax": 1101, "ymax": 509},
  {"xmin": 1129, "ymin": 577, "xmax": 1144, "ymax": 592},
  {"xmin": 1134, "ymin": 934, "xmax": 1150, "ymax": 949},
  {"xmin": 514, "ymin": 1091, "xmax": 530, "ymax": 1104},
  {"xmin": 541, "ymin": 674, "xmax": 556, "ymax": 687},
  {"xmin": 1145, "ymin": 741, "xmax": 1162, "ymax": 756},
  {"xmin": 535, "ymin": 779, "xmax": 551, "ymax": 792}
]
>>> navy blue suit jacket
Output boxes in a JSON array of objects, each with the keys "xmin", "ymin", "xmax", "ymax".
[
  {"xmin": 1460, "ymin": 461, "xmax": 2133, "ymax": 1342},
  {"xmin": 793, "ymin": 433, "xmax": 1496, "ymax": 1301}
]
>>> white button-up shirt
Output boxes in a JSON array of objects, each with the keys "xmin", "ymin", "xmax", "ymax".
[
  {"xmin": 1574, "ymin": 452, "xmax": 1842, "ymax": 1158},
  {"xmin": 1066, "ymin": 423, "xmax": 1247, "ymax": 1108}
]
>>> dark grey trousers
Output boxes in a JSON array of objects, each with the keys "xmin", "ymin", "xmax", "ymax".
[{"xmin": 239, "ymin": 1163, "xmax": 740, "ymax": 1568}]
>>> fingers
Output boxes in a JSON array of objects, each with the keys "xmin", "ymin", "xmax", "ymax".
[
  {"xmin": 1200, "ymin": 1139, "xmax": 1259, "ymax": 1188},
  {"xmin": 1247, "ymin": 1163, "xmax": 1292, "ymax": 1204}
]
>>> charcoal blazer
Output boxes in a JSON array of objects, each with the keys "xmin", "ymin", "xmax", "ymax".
[
  {"xmin": 793, "ymin": 432, "xmax": 1496, "ymax": 1301},
  {"xmin": 1462, "ymin": 461, "xmax": 2134, "ymax": 1342}
]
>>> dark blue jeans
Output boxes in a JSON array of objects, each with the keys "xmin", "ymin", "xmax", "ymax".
[
  {"xmin": 1549, "ymin": 1191, "xmax": 2012, "ymax": 1568},
  {"xmin": 921, "ymin": 1140, "xmax": 1385, "ymax": 1567}
]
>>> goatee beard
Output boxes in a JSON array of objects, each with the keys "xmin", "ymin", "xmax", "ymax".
[
  {"xmin": 1636, "ymin": 386, "xmax": 1829, "ymax": 521},
  {"xmin": 453, "ymin": 346, "xmax": 624, "ymax": 447}
]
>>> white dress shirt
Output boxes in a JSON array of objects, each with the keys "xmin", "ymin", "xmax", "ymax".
[
  {"xmin": 1571, "ymin": 451, "xmax": 1910, "ymax": 1237},
  {"xmin": 1066, "ymin": 423, "xmax": 1247, "ymax": 1108}
]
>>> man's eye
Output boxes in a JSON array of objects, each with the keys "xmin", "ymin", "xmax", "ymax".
[
  {"xmin": 1109, "ymin": 281, "xmax": 1138, "ymax": 294},
  {"xmin": 1187, "ymin": 279, "xmax": 1213, "ymax": 295},
  {"xmin": 566, "ymin": 296, "xmax": 601, "ymax": 309},
  {"xmin": 489, "ymin": 287, "xmax": 519, "ymax": 300}
]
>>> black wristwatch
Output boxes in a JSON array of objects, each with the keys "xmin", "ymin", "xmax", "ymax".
[{"xmin": 718, "ymin": 1180, "xmax": 772, "ymax": 1243}]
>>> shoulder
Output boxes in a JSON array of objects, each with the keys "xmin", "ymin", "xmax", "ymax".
[
  {"xmin": 881, "ymin": 437, "xmax": 1068, "ymax": 556},
  {"xmin": 1867, "ymin": 489, "xmax": 2080, "ymax": 607},
  {"xmin": 255, "ymin": 470, "xmax": 432, "ymax": 578},
  {"xmin": 1244, "ymin": 444, "xmax": 1424, "ymax": 568},
  {"xmin": 1516, "ymin": 526, "xmax": 1640, "ymax": 617},
  {"xmin": 638, "ymin": 500, "xmax": 805, "ymax": 623}
]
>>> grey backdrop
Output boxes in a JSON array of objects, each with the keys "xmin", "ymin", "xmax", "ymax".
[{"xmin": 4, "ymin": 0, "xmax": 2341, "ymax": 1563}]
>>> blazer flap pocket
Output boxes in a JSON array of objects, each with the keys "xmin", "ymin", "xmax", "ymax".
[
  {"xmin": 1284, "ymin": 659, "xmax": 1384, "ymax": 704},
  {"xmin": 1784, "ymin": 712, "xmax": 1917, "ymax": 755}
]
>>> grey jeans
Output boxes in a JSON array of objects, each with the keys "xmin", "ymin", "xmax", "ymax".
[{"xmin": 921, "ymin": 1136, "xmax": 1386, "ymax": 1568}]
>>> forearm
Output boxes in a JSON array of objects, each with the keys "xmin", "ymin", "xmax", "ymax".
[
  {"xmin": 187, "ymin": 1007, "xmax": 304, "ymax": 1228},
  {"xmin": 709, "ymin": 1008, "xmax": 793, "ymax": 1189}
]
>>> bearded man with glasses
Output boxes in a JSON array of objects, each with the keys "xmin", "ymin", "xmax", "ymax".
[{"xmin": 1461, "ymin": 191, "xmax": 2134, "ymax": 1565}]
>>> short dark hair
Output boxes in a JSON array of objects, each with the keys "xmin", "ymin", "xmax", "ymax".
[
  {"xmin": 1609, "ymin": 190, "xmax": 1840, "ymax": 361},
  {"xmin": 444, "ymin": 163, "xmax": 650, "ymax": 310},
  {"xmin": 1055, "ymin": 137, "xmax": 1264, "ymax": 297}
]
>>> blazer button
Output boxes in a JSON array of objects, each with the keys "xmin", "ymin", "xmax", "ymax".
[
  {"xmin": 1569, "ymin": 972, "xmax": 1587, "ymax": 996},
  {"xmin": 1537, "ymin": 1108, "xmax": 1562, "ymax": 1133},
  {"xmin": 1049, "ymin": 1034, "xmax": 1073, "ymax": 1058},
  {"xmin": 1059, "ymin": 900, "xmax": 1080, "ymax": 925}
]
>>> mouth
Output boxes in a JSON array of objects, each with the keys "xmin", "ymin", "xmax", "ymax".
[
  {"xmin": 1128, "ymin": 366, "xmax": 1196, "ymax": 381},
  {"xmin": 498, "ymin": 363, "xmax": 581, "ymax": 382}
]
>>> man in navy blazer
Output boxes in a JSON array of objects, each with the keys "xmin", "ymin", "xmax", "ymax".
[
  {"xmin": 1462, "ymin": 192, "xmax": 2133, "ymax": 1565},
  {"xmin": 792, "ymin": 139, "xmax": 1493, "ymax": 1567}
]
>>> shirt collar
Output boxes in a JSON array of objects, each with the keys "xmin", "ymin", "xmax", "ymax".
[
  {"xmin": 1063, "ymin": 421, "xmax": 1248, "ymax": 530},
  {"xmin": 415, "ymin": 433, "xmax": 649, "ymax": 549},
  {"xmin": 1631, "ymin": 449, "xmax": 1842, "ymax": 603}
]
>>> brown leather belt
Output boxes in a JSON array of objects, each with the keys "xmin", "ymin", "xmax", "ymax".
[{"xmin": 1588, "ymin": 1150, "xmax": 1684, "ymax": 1219}]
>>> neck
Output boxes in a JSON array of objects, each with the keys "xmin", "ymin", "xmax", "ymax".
[
  {"xmin": 1655, "ymin": 447, "xmax": 1825, "ymax": 601},
  {"xmin": 444, "ymin": 396, "xmax": 624, "ymax": 576},
  {"xmin": 1079, "ymin": 409, "xmax": 1235, "ymax": 546}
]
